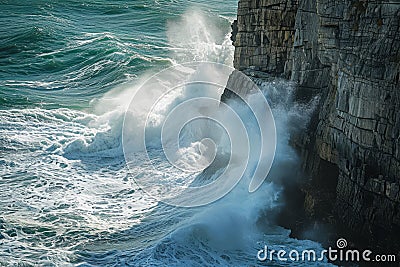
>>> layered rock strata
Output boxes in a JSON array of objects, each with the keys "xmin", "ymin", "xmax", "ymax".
[{"xmin": 230, "ymin": 0, "xmax": 400, "ymax": 252}]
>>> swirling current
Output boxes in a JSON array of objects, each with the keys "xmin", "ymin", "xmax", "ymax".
[{"xmin": 0, "ymin": 1, "xmax": 335, "ymax": 266}]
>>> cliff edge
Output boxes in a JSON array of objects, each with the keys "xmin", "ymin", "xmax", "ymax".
[{"xmin": 232, "ymin": 0, "xmax": 400, "ymax": 252}]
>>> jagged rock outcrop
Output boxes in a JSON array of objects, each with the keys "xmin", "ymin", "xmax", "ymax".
[{"xmin": 231, "ymin": 0, "xmax": 400, "ymax": 252}]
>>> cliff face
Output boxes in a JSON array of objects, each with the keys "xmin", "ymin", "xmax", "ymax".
[
  {"xmin": 232, "ymin": 0, "xmax": 400, "ymax": 250},
  {"xmin": 233, "ymin": 0, "xmax": 297, "ymax": 75}
]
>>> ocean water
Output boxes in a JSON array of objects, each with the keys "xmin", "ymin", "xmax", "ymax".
[{"xmin": 0, "ymin": 1, "xmax": 334, "ymax": 266}]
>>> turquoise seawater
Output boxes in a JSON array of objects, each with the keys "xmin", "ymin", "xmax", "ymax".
[
  {"xmin": 0, "ymin": 0, "xmax": 236, "ymax": 109},
  {"xmin": 0, "ymin": 1, "xmax": 333, "ymax": 266}
]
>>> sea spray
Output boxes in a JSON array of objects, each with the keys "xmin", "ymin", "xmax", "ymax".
[
  {"xmin": 63, "ymin": 8, "xmax": 234, "ymax": 157},
  {"xmin": 0, "ymin": 5, "xmax": 330, "ymax": 265},
  {"xmin": 65, "ymin": 9, "xmax": 323, "ymax": 265},
  {"xmin": 123, "ymin": 76, "xmax": 322, "ymax": 266}
]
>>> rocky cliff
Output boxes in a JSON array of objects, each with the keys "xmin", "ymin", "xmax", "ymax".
[{"xmin": 231, "ymin": 0, "xmax": 400, "ymax": 252}]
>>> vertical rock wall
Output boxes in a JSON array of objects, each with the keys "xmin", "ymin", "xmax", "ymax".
[
  {"xmin": 232, "ymin": 0, "xmax": 400, "ymax": 250},
  {"xmin": 233, "ymin": 0, "xmax": 298, "ymax": 75}
]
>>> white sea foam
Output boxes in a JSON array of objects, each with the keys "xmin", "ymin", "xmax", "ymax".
[
  {"xmin": 0, "ymin": 7, "xmax": 330, "ymax": 266},
  {"xmin": 62, "ymin": 9, "xmax": 322, "ymax": 265}
]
